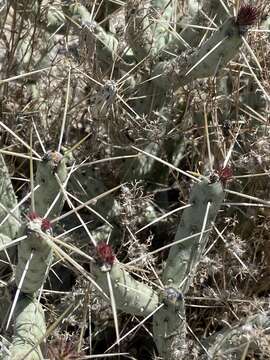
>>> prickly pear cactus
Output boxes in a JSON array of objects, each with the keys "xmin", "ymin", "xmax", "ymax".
[
  {"xmin": 0, "ymin": 1, "xmax": 268, "ymax": 359},
  {"xmin": 15, "ymin": 215, "xmax": 53, "ymax": 293},
  {"xmin": 34, "ymin": 151, "xmax": 67, "ymax": 220},
  {"xmin": 3, "ymin": 295, "xmax": 46, "ymax": 360},
  {"xmin": 68, "ymin": 165, "xmax": 114, "ymax": 218},
  {"xmin": 0, "ymin": 154, "xmax": 21, "ymax": 239},
  {"xmin": 162, "ymin": 176, "xmax": 224, "ymax": 292},
  {"xmin": 153, "ymin": 14, "xmax": 249, "ymax": 90},
  {"xmin": 153, "ymin": 176, "xmax": 224, "ymax": 359},
  {"xmin": 153, "ymin": 287, "xmax": 186, "ymax": 359},
  {"xmin": 93, "ymin": 242, "xmax": 159, "ymax": 317}
]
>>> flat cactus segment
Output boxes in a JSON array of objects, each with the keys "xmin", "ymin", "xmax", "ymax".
[
  {"xmin": 0, "ymin": 279, "xmax": 12, "ymax": 326},
  {"xmin": 4, "ymin": 295, "xmax": 45, "ymax": 360},
  {"xmin": 64, "ymin": 3, "xmax": 120, "ymax": 65},
  {"xmin": 204, "ymin": 310, "xmax": 270, "ymax": 358},
  {"xmin": 93, "ymin": 261, "xmax": 159, "ymax": 317},
  {"xmin": 15, "ymin": 217, "xmax": 52, "ymax": 293},
  {"xmin": 153, "ymin": 287, "xmax": 187, "ymax": 359},
  {"xmin": 162, "ymin": 177, "xmax": 224, "ymax": 292},
  {"xmin": 153, "ymin": 178, "xmax": 224, "ymax": 359},
  {"xmin": 126, "ymin": 0, "xmax": 154, "ymax": 61},
  {"xmin": 153, "ymin": 17, "xmax": 244, "ymax": 90},
  {"xmin": 34, "ymin": 151, "xmax": 67, "ymax": 221},
  {"xmin": 0, "ymin": 154, "xmax": 21, "ymax": 239},
  {"xmin": 162, "ymin": 0, "xmax": 228, "ymax": 58},
  {"xmin": 68, "ymin": 162, "xmax": 114, "ymax": 219},
  {"xmin": 0, "ymin": 233, "xmax": 14, "ymax": 274},
  {"xmin": 150, "ymin": 0, "xmax": 173, "ymax": 52},
  {"xmin": 125, "ymin": 0, "xmax": 173, "ymax": 60}
]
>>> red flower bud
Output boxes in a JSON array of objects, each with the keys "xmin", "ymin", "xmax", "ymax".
[
  {"xmin": 217, "ymin": 166, "xmax": 233, "ymax": 186},
  {"xmin": 96, "ymin": 242, "xmax": 115, "ymax": 265},
  {"xmin": 41, "ymin": 218, "xmax": 52, "ymax": 232},
  {"xmin": 236, "ymin": 4, "xmax": 258, "ymax": 26}
]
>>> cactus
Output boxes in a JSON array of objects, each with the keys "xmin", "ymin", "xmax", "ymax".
[
  {"xmin": 34, "ymin": 151, "xmax": 67, "ymax": 220},
  {"xmin": 0, "ymin": 280, "xmax": 12, "ymax": 327},
  {"xmin": 162, "ymin": 178, "xmax": 225, "ymax": 292},
  {"xmin": 0, "ymin": 151, "xmax": 67, "ymax": 358},
  {"xmin": 153, "ymin": 287, "xmax": 187, "ymax": 359},
  {"xmin": 3, "ymin": 295, "xmax": 46, "ymax": 360},
  {"xmin": 0, "ymin": 154, "xmax": 21, "ymax": 239},
  {"xmin": 15, "ymin": 215, "xmax": 53, "ymax": 294},
  {"xmin": 1, "ymin": 1, "xmax": 269, "ymax": 359},
  {"xmin": 125, "ymin": 0, "xmax": 155, "ymax": 61},
  {"xmin": 93, "ymin": 256, "xmax": 159, "ymax": 317},
  {"xmin": 153, "ymin": 13, "xmax": 254, "ymax": 90},
  {"xmin": 0, "ymin": 233, "xmax": 14, "ymax": 275},
  {"xmin": 204, "ymin": 310, "xmax": 270, "ymax": 359},
  {"xmin": 163, "ymin": 0, "xmax": 228, "ymax": 58},
  {"xmin": 153, "ymin": 176, "xmax": 224, "ymax": 359}
]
